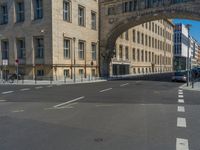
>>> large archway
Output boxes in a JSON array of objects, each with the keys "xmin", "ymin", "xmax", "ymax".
[{"xmin": 99, "ymin": 0, "xmax": 200, "ymax": 77}]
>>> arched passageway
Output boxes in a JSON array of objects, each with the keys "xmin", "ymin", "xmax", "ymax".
[{"xmin": 99, "ymin": 0, "xmax": 200, "ymax": 77}]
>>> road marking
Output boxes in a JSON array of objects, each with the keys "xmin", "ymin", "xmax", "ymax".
[
  {"xmin": 178, "ymin": 99, "xmax": 184, "ymax": 103},
  {"xmin": 178, "ymin": 95, "xmax": 184, "ymax": 98},
  {"xmin": 179, "ymin": 92, "xmax": 183, "ymax": 95},
  {"xmin": 177, "ymin": 106, "xmax": 185, "ymax": 112},
  {"xmin": 47, "ymin": 85, "xmax": 53, "ymax": 88},
  {"xmin": 176, "ymin": 138, "xmax": 189, "ymax": 150},
  {"xmin": 0, "ymin": 100, "xmax": 7, "ymax": 102},
  {"xmin": 53, "ymin": 96, "xmax": 85, "ymax": 108},
  {"xmin": 2, "ymin": 91, "xmax": 14, "ymax": 94},
  {"xmin": 177, "ymin": 117, "xmax": 187, "ymax": 128},
  {"xmin": 179, "ymin": 89, "xmax": 183, "ymax": 92},
  {"xmin": 96, "ymin": 104, "xmax": 114, "ymax": 107},
  {"xmin": 20, "ymin": 88, "xmax": 30, "ymax": 91},
  {"xmin": 35, "ymin": 86, "xmax": 43, "ymax": 89},
  {"xmin": 99, "ymin": 88, "xmax": 112, "ymax": 93},
  {"xmin": 12, "ymin": 110, "xmax": 24, "ymax": 113},
  {"xmin": 120, "ymin": 83, "xmax": 129, "ymax": 87}
]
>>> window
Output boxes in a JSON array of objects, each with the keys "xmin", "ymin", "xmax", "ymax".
[
  {"xmin": 16, "ymin": 1, "xmax": 25, "ymax": 22},
  {"xmin": 141, "ymin": 50, "xmax": 144, "ymax": 62},
  {"xmin": 79, "ymin": 69, "xmax": 84, "ymax": 76},
  {"xmin": 64, "ymin": 38, "xmax": 71, "ymax": 59},
  {"xmin": 91, "ymin": 43, "xmax": 97, "ymax": 60},
  {"xmin": 35, "ymin": 37, "xmax": 44, "ymax": 58},
  {"xmin": 64, "ymin": 69, "xmax": 70, "ymax": 78},
  {"xmin": 125, "ymin": 46, "xmax": 129, "ymax": 60},
  {"xmin": 91, "ymin": 11, "xmax": 96, "ymax": 30},
  {"xmin": 145, "ymin": 51, "xmax": 147, "ymax": 62},
  {"xmin": 125, "ymin": 31, "xmax": 129, "ymax": 40},
  {"xmin": 78, "ymin": 40, "xmax": 85, "ymax": 59},
  {"xmin": 0, "ymin": 4, "xmax": 8, "ymax": 24},
  {"xmin": 137, "ymin": 31, "xmax": 140, "ymax": 44},
  {"xmin": 17, "ymin": 38, "xmax": 26, "ymax": 59},
  {"xmin": 63, "ymin": 0, "xmax": 71, "ymax": 22},
  {"xmin": 132, "ymin": 30, "xmax": 136, "ymax": 42},
  {"xmin": 78, "ymin": 5, "xmax": 85, "ymax": 26},
  {"xmin": 141, "ymin": 33, "xmax": 144, "ymax": 45},
  {"xmin": 137, "ymin": 49, "xmax": 140, "ymax": 61},
  {"xmin": 119, "ymin": 45, "xmax": 123, "ymax": 59},
  {"xmin": 1, "ymin": 40, "xmax": 9, "ymax": 59},
  {"xmin": 34, "ymin": 0, "xmax": 43, "ymax": 20},
  {"xmin": 37, "ymin": 69, "xmax": 44, "ymax": 76},
  {"xmin": 132, "ymin": 48, "xmax": 135, "ymax": 61},
  {"xmin": 91, "ymin": 69, "xmax": 96, "ymax": 77}
]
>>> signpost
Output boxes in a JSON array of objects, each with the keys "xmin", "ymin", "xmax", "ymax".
[{"xmin": 15, "ymin": 59, "xmax": 19, "ymax": 83}]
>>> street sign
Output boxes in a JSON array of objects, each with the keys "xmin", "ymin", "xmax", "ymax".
[{"xmin": 2, "ymin": 59, "xmax": 8, "ymax": 66}]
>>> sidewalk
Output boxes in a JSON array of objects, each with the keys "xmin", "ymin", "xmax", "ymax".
[
  {"xmin": 0, "ymin": 78, "xmax": 106, "ymax": 85},
  {"xmin": 181, "ymin": 82, "xmax": 200, "ymax": 91}
]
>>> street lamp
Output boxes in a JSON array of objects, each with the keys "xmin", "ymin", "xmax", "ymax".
[
  {"xmin": 186, "ymin": 24, "xmax": 192, "ymax": 87},
  {"xmin": 73, "ymin": 37, "xmax": 76, "ymax": 83}
]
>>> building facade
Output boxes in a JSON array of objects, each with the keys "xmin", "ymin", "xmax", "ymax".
[
  {"xmin": 111, "ymin": 19, "xmax": 174, "ymax": 75},
  {"xmin": 0, "ymin": 0, "xmax": 99, "ymax": 80}
]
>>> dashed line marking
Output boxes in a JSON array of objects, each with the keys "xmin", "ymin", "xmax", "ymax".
[
  {"xmin": 176, "ymin": 138, "xmax": 189, "ymax": 150},
  {"xmin": 47, "ymin": 85, "xmax": 53, "ymax": 88},
  {"xmin": 35, "ymin": 86, "xmax": 43, "ymax": 89},
  {"xmin": 120, "ymin": 83, "xmax": 129, "ymax": 87},
  {"xmin": 53, "ymin": 96, "xmax": 85, "ymax": 108},
  {"xmin": 179, "ymin": 92, "xmax": 183, "ymax": 95},
  {"xmin": 20, "ymin": 88, "xmax": 30, "ymax": 91},
  {"xmin": 0, "ymin": 100, "xmax": 7, "ymax": 102},
  {"xmin": 99, "ymin": 88, "xmax": 112, "ymax": 93},
  {"xmin": 2, "ymin": 91, "xmax": 14, "ymax": 95},
  {"xmin": 178, "ymin": 95, "xmax": 184, "ymax": 98},
  {"xmin": 12, "ymin": 110, "xmax": 24, "ymax": 113},
  {"xmin": 178, "ymin": 99, "xmax": 184, "ymax": 103},
  {"xmin": 177, "ymin": 106, "xmax": 185, "ymax": 112},
  {"xmin": 177, "ymin": 117, "xmax": 187, "ymax": 128},
  {"xmin": 179, "ymin": 89, "xmax": 183, "ymax": 92}
]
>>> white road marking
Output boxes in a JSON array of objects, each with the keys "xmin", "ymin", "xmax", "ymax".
[
  {"xmin": 178, "ymin": 95, "xmax": 184, "ymax": 98},
  {"xmin": 176, "ymin": 138, "xmax": 189, "ymax": 150},
  {"xmin": 20, "ymin": 88, "xmax": 30, "ymax": 91},
  {"xmin": 178, "ymin": 99, "xmax": 184, "ymax": 103},
  {"xmin": 0, "ymin": 100, "xmax": 7, "ymax": 102},
  {"xmin": 179, "ymin": 92, "xmax": 183, "ymax": 95},
  {"xmin": 53, "ymin": 96, "xmax": 85, "ymax": 108},
  {"xmin": 177, "ymin": 117, "xmax": 187, "ymax": 128},
  {"xmin": 2, "ymin": 91, "xmax": 14, "ymax": 94},
  {"xmin": 35, "ymin": 86, "xmax": 43, "ymax": 89},
  {"xmin": 96, "ymin": 104, "xmax": 114, "ymax": 107},
  {"xmin": 12, "ymin": 110, "xmax": 24, "ymax": 113},
  {"xmin": 177, "ymin": 106, "xmax": 185, "ymax": 112},
  {"xmin": 47, "ymin": 85, "xmax": 53, "ymax": 88},
  {"xmin": 99, "ymin": 88, "xmax": 112, "ymax": 93},
  {"xmin": 179, "ymin": 89, "xmax": 183, "ymax": 92},
  {"xmin": 120, "ymin": 83, "xmax": 129, "ymax": 87}
]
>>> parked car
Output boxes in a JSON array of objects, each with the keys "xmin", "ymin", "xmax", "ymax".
[
  {"xmin": 172, "ymin": 71, "xmax": 187, "ymax": 82},
  {"xmin": 8, "ymin": 73, "xmax": 22, "ymax": 80}
]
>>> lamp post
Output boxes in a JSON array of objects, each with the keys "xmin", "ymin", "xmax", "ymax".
[
  {"xmin": 186, "ymin": 24, "xmax": 192, "ymax": 87},
  {"xmin": 73, "ymin": 37, "xmax": 76, "ymax": 83},
  {"xmin": 0, "ymin": 34, "xmax": 2, "ymax": 81}
]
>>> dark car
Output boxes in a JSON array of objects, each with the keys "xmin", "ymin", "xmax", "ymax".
[
  {"xmin": 8, "ymin": 73, "xmax": 22, "ymax": 80},
  {"xmin": 172, "ymin": 71, "xmax": 187, "ymax": 82}
]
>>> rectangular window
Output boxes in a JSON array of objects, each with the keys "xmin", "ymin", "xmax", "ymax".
[
  {"xmin": 37, "ymin": 69, "xmax": 44, "ymax": 76},
  {"xmin": 132, "ymin": 30, "xmax": 136, "ymax": 42},
  {"xmin": 64, "ymin": 38, "xmax": 71, "ymax": 59},
  {"xmin": 17, "ymin": 38, "xmax": 26, "ymax": 59},
  {"xmin": 141, "ymin": 50, "xmax": 144, "ymax": 62},
  {"xmin": 119, "ymin": 45, "xmax": 123, "ymax": 59},
  {"xmin": 125, "ymin": 31, "xmax": 129, "ymax": 40},
  {"xmin": 137, "ymin": 31, "xmax": 140, "ymax": 44},
  {"xmin": 63, "ymin": 0, "xmax": 71, "ymax": 22},
  {"xmin": 132, "ymin": 48, "xmax": 135, "ymax": 61},
  {"xmin": 145, "ymin": 51, "xmax": 147, "ymax": 62},
  {"xmin": 78, "ymin": 40, "xmax": 85, "ymax": 59},
  {"xmin": 91, "ymin": 11, "xmax": 96, "ymax": 30},
  {"xmin": 137, "ymin": 49, "xmax": 140, "ymax": 61},
  {"xmin": 34, "ymin": 0, "xmax": 43, "ymax": 20},
  {"xmin": 35, "ymin": 37, "xmax": 44, "ymax": 58},
  {"xmin": 0, "ymin": 4, "xmax": 8, "ymax": 24},
  {"xmin": 91, "ymin": 43, "xmax": 97, "ymax": 60},
  {"xmin": 1, "ymin": 40, "xmax": 9, "ymax": 59},
  {"xmin": 64, "ymin": 69, "xmax": 70, "ymax": 78},
  {"xmin": 79, "ymin": 69, "xmax": 84, "ymax": 76},
  {"xmin": 78, "ymin": 5, "xmax": 85, "ymax": 26},
  {"xmin": 125, "ymin": 46, "xmax": 129, "ymax": 60},
  {"xmin": 16, "ymin": 1, "xmax": 25, "ymax": 22}
]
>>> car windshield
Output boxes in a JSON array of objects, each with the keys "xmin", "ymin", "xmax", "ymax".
[{"xmin": 175, "ymin": 72, "xmax": 186, "ymax": 76}]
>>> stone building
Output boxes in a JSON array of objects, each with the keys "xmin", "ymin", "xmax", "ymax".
[
  {"xmin": 111, "ymin": 19, "xmax": 174, "ymax": 75},
  {"xmin": 0, "ymin": 0, "xmax": 99, "ymax": 80}
]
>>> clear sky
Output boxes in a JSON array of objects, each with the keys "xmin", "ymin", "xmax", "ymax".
[{"xmin": 173, "ymin": 19, "xmax": 200, "ymax": 43}]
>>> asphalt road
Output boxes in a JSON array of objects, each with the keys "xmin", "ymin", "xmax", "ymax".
[{"xmin": 0, "ymin": 80, "xmax": 199, "ymax": 150}]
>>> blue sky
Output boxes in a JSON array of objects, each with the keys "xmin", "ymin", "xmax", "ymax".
[{"xmin": 173, "ymin": 19, "xmax": 200, "ymax": 43}]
